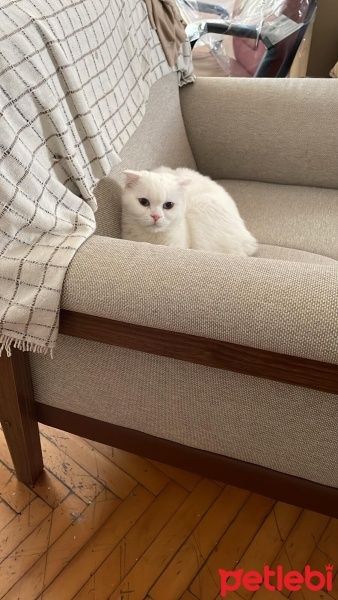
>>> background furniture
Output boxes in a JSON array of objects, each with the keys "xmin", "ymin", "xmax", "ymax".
[
  {"xmin": 307, "ymin": 0, "xmax": 338, "ymax": 76},
  {"xmin": 182, "ymin": 0, "xmax": 317, "ymax": 76}
]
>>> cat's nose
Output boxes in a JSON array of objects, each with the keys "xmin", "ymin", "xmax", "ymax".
[{"xmin": 151, "ymin": 214, "xmax": 161, "ymax": 222}]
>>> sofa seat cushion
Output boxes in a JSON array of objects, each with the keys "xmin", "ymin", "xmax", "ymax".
[
  {"xmin": 255, "ymin": 245, "xmax": 336, "ymax": 265},
  {"xmin": 220, "ymin": 180, "xmax": 338, "ymax": 261}
]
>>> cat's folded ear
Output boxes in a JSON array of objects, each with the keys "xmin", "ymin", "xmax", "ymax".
[
  {"xmin": 124, "ymin": 170, "xmax": 141, "ymax": 187},
  {"xmin": 178, "ymin": 178, "xmax": 193, "ymax": 188}
]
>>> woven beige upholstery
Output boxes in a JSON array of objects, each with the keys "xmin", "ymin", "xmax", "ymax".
[
  {"xmin": 61, "ymin": 235, "xmax": 338, "ymax": 364},
  {"xmin": 223, "ymin": 180, "xmax": 338, "ymax": 260},
  {"xmin": 30, "ymin": 73, "xmax": 338, "ymax": 488},
  {"xmin": 180, "ymin": 77, "xmax": 338, "ymax": 188}
]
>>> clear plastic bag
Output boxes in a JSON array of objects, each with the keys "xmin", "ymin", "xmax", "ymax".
[{"xmin": 177, "ymin": 0, "xmax": 317, "ymax": 77}]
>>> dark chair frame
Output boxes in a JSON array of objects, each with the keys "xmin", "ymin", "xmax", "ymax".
[{"xmin": 1, "ymin": 307, "xmax": 338, "ymax": 518}]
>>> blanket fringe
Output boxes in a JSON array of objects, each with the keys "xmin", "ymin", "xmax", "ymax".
[{"xmin": 0, "ymin": 335, "xmax": 54, "ymax": 359}]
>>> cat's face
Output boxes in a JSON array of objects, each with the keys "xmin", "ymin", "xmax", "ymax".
[{"xmin": 122, "ymin": 170, "xmax": 186, "ymax": 233}]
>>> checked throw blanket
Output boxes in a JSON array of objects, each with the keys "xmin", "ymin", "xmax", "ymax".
[{"xmin": 0, "ymin": 0, "xmax": 194, "ymax": 357}]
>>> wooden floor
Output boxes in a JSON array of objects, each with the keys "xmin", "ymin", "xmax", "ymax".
[{"xmin": 0, "ymin": 425, "xmax": 337, "ymax": 600}]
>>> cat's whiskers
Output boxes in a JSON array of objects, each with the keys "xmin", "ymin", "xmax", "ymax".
[
  {"xmin": 122, "ymin": 214, "xmax": 159, "ymax": 225},
  {"xmin": 123, "ymin": 213, "xmax": 163, "ymax": 227}
]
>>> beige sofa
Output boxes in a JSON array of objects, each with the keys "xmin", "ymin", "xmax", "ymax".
[{"xmin": 1, "ymin": 11, "xmax": 338, "ymax": 517}]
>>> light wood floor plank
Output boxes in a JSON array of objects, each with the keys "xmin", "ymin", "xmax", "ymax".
[
  {"xmin": 0, "ymin": 509, "xmax": 56, "ymax": 597},
  {"xmin": 73, "ymin": 480, "xmax": 188, "ymax": 600},
  {"xmin": 2, "ymin": 492, "xmax": 87, "ymax": 600},
  {"xmin": 0, "ymin": 499, "xmax": 15, "ymax": 533},
  {"xmin": 180, "ymin": 592, "xmax": 201, "ymax": 600},
  {"xmin": 217, "ymin": 595, "xmax": 245, "ymax": 600},
  {"xmin": 290, "ymin": 589, "xmax": 333, "ymax": 600},
  {"xmin": 32, "ymin": 469, "xmax": 72, "ymax": 509},
  {"xmin": 270, "ymin": 509, "xmax": 330, "ymax": 600},
  {"xmin": 253, "ymin": 589, "xmax": 288, "ymax": 600},
  {"xmin": 150, "ymin": 485, "xmax": 249, "ymax": 600},
  {"xmin": 295, "ymin": 518, "xmax": 338, "ymax": 599},
  {"xmin": 0, "ymin": 461, "xmax": 35, "ymax": 513},
  {"xmin": 40, "ymin": 434, "xmax": 104, "ymax": 504},
  {"xmin": 233, "ymin": 502, "xmax": 303, "ymax": 600},
  {"xmin": 0, "ymin": 428, "xmax": 70, "ymax": 508},
  {"xmin": 311, "ymin": 518, "xmax": 338, "ymax": 570},
  {"xmin": 4, "ymin": 493, "xmax": 88, "ymax": 600},
  {"xmin": 189, "ymin": 493, "xmax": 276, "ymax": 600},
  {"xmin": 286, "ymin": 564, "xmax": 338, "ymax": 600},
  {"xmin": 108, "ymin": 479, "xmax": 221, "ymax": 600},
  {"xmin": 0, "ymin": 427, "xmax": 337, "ymax": 600},
  {"xmin": 150, "ymin": 460, "xmax": 201, "ymax": 491},
  {"xmin": 42, "ymin": 426, "xmax": 136, "ymax": 500},
  {"xmin": 212, "ymin": 480, "xmax": 226, "ymax": 488},
  {"xmin": 0, "ymin": 496, "xmax": 51, "ymax": 564},
  {"xmin": 40, "ymin": 485, "xmax": 154, "ymax": 600},
  {"xmin": 3, "ymin": 489, "xmax": 119, "ymax": 600},
  {"xmin": 334, "ymin": 580, "xmax": 338, "ymax": 600},
  {"xmin": 183, "ymin": 593, "xmax": 243, "ymax": 600},
  {"xmin": 86, "ymin": 440, "xmax": 170, "ymax": 496}
]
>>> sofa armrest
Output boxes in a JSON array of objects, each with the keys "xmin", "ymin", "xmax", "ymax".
[
  {"xmin": 61, "ymin": 235, "xmax": 338, "ymax": 366},
  {"xmin": 179, "ymin": 77, "xmax": 338, "ymax": 189}
]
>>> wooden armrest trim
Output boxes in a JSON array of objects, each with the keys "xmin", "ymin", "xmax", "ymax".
[{"xmin": 59, "ymin": 310, "xmax": 338, "ymax": 394}]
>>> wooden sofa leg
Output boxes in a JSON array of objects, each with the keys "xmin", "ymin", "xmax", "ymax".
[{"xmin": 0, "ymin": 348, "xmax": 43, "ymax": 484}]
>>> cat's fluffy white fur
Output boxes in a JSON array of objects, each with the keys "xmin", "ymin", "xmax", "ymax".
[{"xmin": 121, "ymin": 167, "xmax": 257, "ymax": 256}]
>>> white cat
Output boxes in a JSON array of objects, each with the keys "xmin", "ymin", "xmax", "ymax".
[{"xmin": 121, "ymin": 166, "xmax": 257, "ymax": 256}]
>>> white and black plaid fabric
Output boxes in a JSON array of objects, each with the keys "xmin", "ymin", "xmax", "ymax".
[{"xmin": 0, "ymin": 0, "xmax": 194, "ymax": 357}]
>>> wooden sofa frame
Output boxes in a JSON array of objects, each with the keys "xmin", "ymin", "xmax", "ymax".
[{"xmin": 1, "ymin": 309, "xmax": 338, "ymax": 518}]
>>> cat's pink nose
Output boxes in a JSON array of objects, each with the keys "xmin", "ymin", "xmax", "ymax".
[{"xmin": 151, "ymin": 214, "xmax": 161, "ymax": 222}]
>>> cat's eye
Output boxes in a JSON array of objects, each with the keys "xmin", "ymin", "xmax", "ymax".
[
  {"xmin": 138, "ymin": 198, "xmax": 150, "ymax": 207},
  {"xmin": 163, "ymin": 202, "xmax": 174, "ymax": 210}
]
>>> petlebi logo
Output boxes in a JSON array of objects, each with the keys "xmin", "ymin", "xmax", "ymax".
[{"xmin": 219, "ymin": 564, "xmax": 334, "ymax": 597}]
